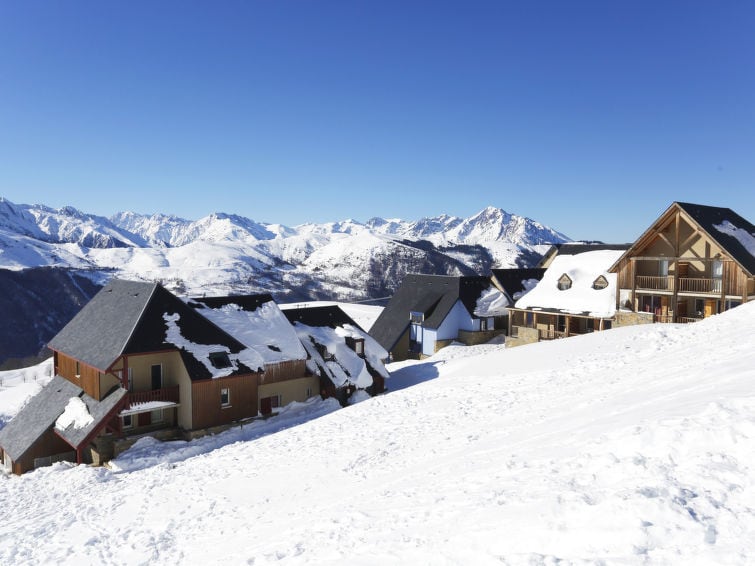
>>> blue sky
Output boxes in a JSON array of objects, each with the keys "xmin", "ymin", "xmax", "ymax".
[{"xmin": 1, "ymin": 1, "xmax": 754, "ymax": 242}]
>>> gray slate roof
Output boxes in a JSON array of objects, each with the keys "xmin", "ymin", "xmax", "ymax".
[
  {"xmin": 56, "ymin": 386, "xmax": 127, "ymax": 449},
  {"xmin": 0, "ymin": 376, "xmax": 126, "ymax": 461},
  {"xmin": 48, "ymin": 279, "xmax": 252, "ymax": 379},
  {"xmin": 48, "ymin": 279, "xmax": 157, "ymax": 371},
  {"xmin": 369, "ymin": 274, "xmax": 493, "ymax": 352}
]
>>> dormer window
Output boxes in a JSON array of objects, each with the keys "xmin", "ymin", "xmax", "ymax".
[
  {"xmin": 410, "ymin": 311, "xmax": 424, "ymax": 324},
  {"xmin": 557, "ymin": 274, "xmax": 572, "ymax": 291},
  {"xmin": 209, "ymin": 351, "xmax": 232, "ymax": 369},
  {"xmin": 592, "ymin": 275, "xmax": 609, "ymax": 290},
  {"xmin": 345, "ymin": 336, "xmax": 365, "ymax": 357},
  {"xmin": 315, "ymin": 343, "xmax": 334, "ymax": 361}
]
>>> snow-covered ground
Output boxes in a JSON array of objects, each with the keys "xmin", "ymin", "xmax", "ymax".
[{"xmin": 1, "ymin": 304, "xmax": 754, "ymax": 564}]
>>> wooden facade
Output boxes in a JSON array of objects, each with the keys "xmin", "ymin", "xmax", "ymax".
[
  {"xmin": 3, "ymin": 430, "xmax": 74, "ymax": 475},
  {"xmin": 55, "ymin": 351, "xmax": 102, "ymax": 399},
  {"xmin": 611, "ymin": 204, "xmax": 755, "ymax": 323},
  {"xmin": 190, "ymin": 372, "xmax": 260, "ymax": 430}
]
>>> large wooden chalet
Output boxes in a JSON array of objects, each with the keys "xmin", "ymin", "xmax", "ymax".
[{"xmin": 610, "ymin": 202, "xmax": 755, "ymax": 323}]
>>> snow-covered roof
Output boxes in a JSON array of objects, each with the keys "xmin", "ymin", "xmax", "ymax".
[
  {"xmin": 473, "ymin": 286, "xmax": 509, "ymax": 317},
  {"xmin": 0, "ymin": 375, "xmax": 127, "ymax": 461},
  {"xmin": 293, "ymin": 322, "xmax": 389, "ymax": 389},
  {"xmin": 714, "ymin": 220, "xmax": 755, "ymax": 258},
  {"xmin": 192, "ymin": 299, "xmax": 307, "ymax": 365},
  {"xmin": 163, "ymin": 313, "xmax": 265, "ymax": 377},
  {"xmin": 514, "ymin": 249, "xmax": 624, "ymax": 317}
]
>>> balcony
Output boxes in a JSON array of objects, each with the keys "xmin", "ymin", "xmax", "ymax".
[
  {"xmin": 678, "ymin": 278, "xmax": 722, "ymax": 294},
  {"xmin": 635, "ymin": 275, "xmax": 673, "ymax": 291},
  {"xmin": 635, "ymin": 276, "xmax": 725, "ymax": 295},
  {"xmin": 125, "ymin": 386, "xmax": 180, "ymax": 410}
]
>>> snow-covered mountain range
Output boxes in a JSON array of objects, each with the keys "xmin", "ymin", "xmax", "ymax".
[{"xmin": 0, "ymin": 197, "xmax": 569, "ymax": 300}]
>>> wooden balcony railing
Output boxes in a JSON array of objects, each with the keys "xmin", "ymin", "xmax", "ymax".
[
  {"xmin": 636, "ymin": 276, "xmax": 673, "ymax": 291},
  {"xmin": 126, "ymin": 386, "xmax": 179, "ymax": 409},
  {"xmin": 635, "ymin": 276, "xmax": 727, "ymax": 295},
  {"xmin": 677, "ymin": 278, "xmax": 722, "ymax": 294},
  {"xmin": 677, "ymin": 316, "xmax": 704, "ymax": 324}
]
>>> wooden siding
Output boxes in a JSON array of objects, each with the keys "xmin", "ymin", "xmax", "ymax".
[
  {"xmin": 190, "ymin": 373, "xmax": 260, "ymax": 431},
  {"xmin": 258, "ymin": 359, "xmax": 308, "ymax": 385},
  {"xmin": 13, "ymin": 429, "xmax": 74, "ymax": 475},
  {"xmin": 55, "ymin": 352, "xmax": 101, "ymax": 399}
]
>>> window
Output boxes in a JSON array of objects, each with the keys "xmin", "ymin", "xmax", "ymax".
[
  {"xmin": 220, "ymin": 388, "xmax": 230, "ymax": 407},
  {"xmin": 592, "ymin": 275, "xmax": 609, "ymax": 290},
  {"xmin": 659, "ymin": 259, "xmax": 669, "ymax": 277},
  {"xmin": 122, "ymin": 414, "xmax": 133, "ymax": 429},
  {"xmin": 345, "ymin": 336, "xmax": 365, "ymax": 357},
  {"xmin": 151, "ymin": 409, "xmax": 163, "ymax": 423},
  {"xmin": 306, "ymin": 388, "xmax": 313, "ymax": 398},
  {"xmin": 315, "ymin": 343, "xmax": 333, "ymax": 361},
  {"xmin": 480, "ymin": 318, "xmax": 488, "ymax": 331},
  {"xmin": 557, "ymin": 274, "xmax": 572, "ymax": 291},
  {"xmin": 410, "ymin": 311, "xmax": 424, "ymax": 324},
  {"xmin": 151, "ymin": 364, "xmax": 162, "ymax": 390},
  {"xmin": 260, "ymin": 394, "xmax": 282, "ymax": 415},
  {"xmin": 209, "ymin": 351, "xmax": 232, "ymax": 369},
  {"xmin": 712, "ymin": 260, "xmax": 723, "ymax": 293}
]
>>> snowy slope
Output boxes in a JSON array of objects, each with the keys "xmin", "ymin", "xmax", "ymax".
[
  {"xmin": 0, "ymin": 198, "xmax": 569, "ymax": 300},
  {"xmin": 1, "ymin": 304, "xmax": 754, "ymax": 563}
]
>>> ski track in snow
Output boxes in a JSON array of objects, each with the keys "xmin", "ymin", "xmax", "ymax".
[{"xmin": 1, "ymin": 307, "xmax": 755, "ymax": 564}]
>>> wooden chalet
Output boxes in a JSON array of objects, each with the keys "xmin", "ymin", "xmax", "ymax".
[
  {"xmin": 610, "ymin": 202, "xmax": 755, "ymax": 324},
  {"xmin": 0, "ymin": 280, "xmax": 310, "ymax": 474}
]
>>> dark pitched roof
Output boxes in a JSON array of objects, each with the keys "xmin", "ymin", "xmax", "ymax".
[
  {"xmin": 491, "ymin": 268, "xmax": 546, "ymax": 300},
  {"xmin": 282, "ymin": 305, "xmax": 364, "ymax": 331},
  {"xmin": 676, "ymin": 202, "xmax": 755, "ymax": 276},
  {"xmin": 369, "ymin": 274, "xmax": 493, "ymax": 352},
  {"xmin": 48, "ymin": 279, "xmax": 251, "ymax": 378},
  {"xmin": 0, "ymin": 376, "xmax": 127, "ymax": 461},
  {"xmin": 48, "ymin": 279, "xmax": 157, "ymax": 372}
]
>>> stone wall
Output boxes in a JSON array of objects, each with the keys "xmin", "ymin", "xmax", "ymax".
[
  {"xmin": 505, "ymin": 326, "xmax": 539, "ymax": 348},
  {"xmin": 614, "ymin": 311, "xmax": 655, "ymax": 328}
]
